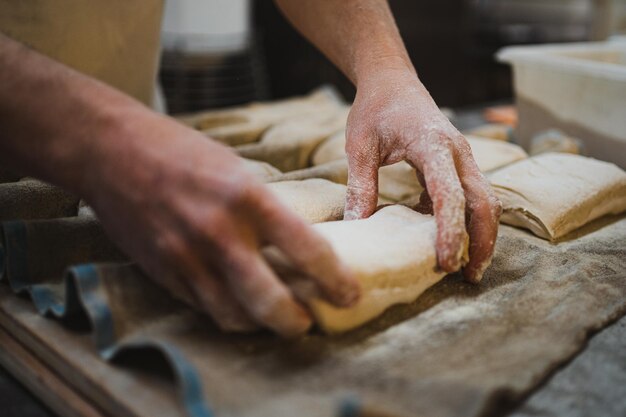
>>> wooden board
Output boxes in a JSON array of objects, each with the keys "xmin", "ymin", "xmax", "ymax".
[
  {"xmin": 0, "ymin": 286, "xmax": 186, "ymax": 417},
  {"xmin": 0, "ymin": 325, "xmax": 107, "ymax": 417}
]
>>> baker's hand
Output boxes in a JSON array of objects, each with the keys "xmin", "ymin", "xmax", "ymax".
[
  {"xmin": 85, "ymin": 111, "xmax": 360, "ymax": 337},
  {"xmin": 344, "ymin": 67, "xmax": 502, "ymax": 282}
]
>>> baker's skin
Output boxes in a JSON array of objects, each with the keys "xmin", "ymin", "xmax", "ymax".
[{"xmin": 0, "ymin": 1, "xmax": 500, "ymax": 336}]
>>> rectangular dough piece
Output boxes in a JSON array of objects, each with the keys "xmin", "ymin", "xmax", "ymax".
[
  {"xmin": 311, "ymin": 132, "xmax": 527, "ymax": 201},
  {"xmin": 176, "ymin": 86, "xmax": 344, "ymax": 146},
  {"xmin": 275, "ymin": 205, "xmax": 466, "ymax": 333},
  {"xmin": 489, "ymin": 152, "xmax": 626, "ymax": 240},
  {"xmin": 266, "ymin": 179, "xmax": 347, "ymax": 224}
]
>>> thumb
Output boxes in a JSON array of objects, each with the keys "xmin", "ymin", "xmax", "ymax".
[{"xmin": 344, "ymin": 145, "xmax": 379, "ymax": 220}]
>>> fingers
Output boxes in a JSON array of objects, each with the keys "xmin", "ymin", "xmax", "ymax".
[
  {"xmin": 155, "ymin": 233, "xmax": 258, "ymax": 332},
  {"xmin": 252, "ymin": 189, "xmax": 361, "ymax": 308},
  {"xmin": 409, "ymin": 136, "xmax": 468, "ymax": 272},
  {"xmin": 454, "ymin": 140, "xmax": 502, "ymax": 283},
  {"xmin": 413, "ymin": 171, "xmax": 433, "ymax": 215},
  {"xmin": 217, "ymin": 243, "xmax": 313, "ymax": 338},
  {"xmin": 344, "ymin": 134, "xmax": 380, "ymax": 220}
]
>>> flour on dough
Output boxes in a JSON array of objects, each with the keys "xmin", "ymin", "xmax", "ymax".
[
  {"xmin": 241, "ymin": 158, "xmax": 282, "ymax": 182},
  {"xmin": 236, "ymin": 107, "xmax": 349, "ymax": 172},
  {"xmin": 489, "ymin": 152, "xmax": 626, "ymax": 240},
  {"xmin": 266, "ymin": 179, "xmax": 347, "ymax": 224},
  {"xmin": 465, "ymin": 135, "xmax": 527, "ymax": 172},
  {"xmin": 311, "ymin": 132, "xmax": 527, "ymax": 201},
  {"xmin": 177, "ymin": 87, "xmax": 344, "ymax": 146},
  {"xmin": 279, "ymin": 205, "xmax": 467, "ymax": 333}
]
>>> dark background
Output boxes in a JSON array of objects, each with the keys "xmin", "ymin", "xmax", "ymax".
[{"xmin": 253, "ymin": 0, "xmax": 511, "ymax": 107}]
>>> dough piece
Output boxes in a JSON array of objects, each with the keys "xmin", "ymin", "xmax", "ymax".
[
  {"xmin": 266, "ymin": 179, "xmax": 347, "ymax": 224},
  {"xmin": 241, "ymin": 158, "xmax": 282, "ymax": 182},
  {"xmin": 463, "ymin": 123, "xmax": 511, "ymax": 141},
  {"xmin": 275, "ymin": 159, "xmax": 349, "ymax": 185},
  {"xmin": 176, "ymin": 86, "xmax": 344, "ymax": 146},
  {"xmin": 311, "ymin": 131, "xmax": 423, "ymax": 201},
  {"xmin": 311, "ymin": 132, "xmax": 527, "ymax": 201},
  {"xmin": 465, "ymin": 135, "xmax": 528, "ymax": 172},
  {"xmin": 314, "ymin": 132, "xmax": 527, "ymax": 173},
  {"xmin": 489, "ymin": 153, "xmax": 626, "ymax": 240},
  {"xmin": 276, "ymin": 205, "xmax": 467, "ymax": 333},
  {"xmin": 236, "ymin": 107, "xmax": 349, "ymax": 172},
  {"xmin": 311, "ymin": 130, "xmax": 346, "ymax": 165}
]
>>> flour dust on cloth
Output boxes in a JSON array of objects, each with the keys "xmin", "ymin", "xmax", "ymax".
[
  {"xmin": 268, "ymin": 205, "xmax": 468, "ymax": 333},
  {"xmin": 309, "ymin": 131, "xmax": 528, "ymax": 201},
  {"xmin": 489, "ymin": 152, "xmax": 626, "ymax": 241},
  {"xmin": 0, "ymin": 1, "xmax": 163, "ymax": 106}
]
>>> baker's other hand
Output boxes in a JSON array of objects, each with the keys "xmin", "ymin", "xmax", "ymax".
[
  {"xmin": 344, "ymin": 65, "xmax": 502, "ymax": 282},
  {"xmin": 85, "ymin": 111, "xmax": 360, "ymax": 337}
]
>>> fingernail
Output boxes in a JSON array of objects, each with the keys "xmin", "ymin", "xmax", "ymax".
[{"xmin": 334, "ymin": 269, "xmax": 361, "ymax": 307}]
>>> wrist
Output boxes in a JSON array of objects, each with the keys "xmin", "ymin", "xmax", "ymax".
[
  {"xmin": 77, "ymin": 101, "xmax": 157, "ymax": 202},
  {"xmin": 354, "ymin": 53, "xmax": 417, "ymax": 88}
]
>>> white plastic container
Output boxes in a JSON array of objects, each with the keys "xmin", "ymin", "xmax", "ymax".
[{"xmin": 498, "ymin": 42, "xmax": 626, "ymax": 168}]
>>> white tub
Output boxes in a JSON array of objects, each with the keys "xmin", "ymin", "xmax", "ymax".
[{"xmin": 498, "ymin": 42, "xmax": 626, "ymax": 168}]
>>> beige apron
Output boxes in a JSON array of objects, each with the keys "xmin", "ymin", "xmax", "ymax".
[{"xmin": 0, "ymin": 1, "xmax": 164, "ymax": 106}]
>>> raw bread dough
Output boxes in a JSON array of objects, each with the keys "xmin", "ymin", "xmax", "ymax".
[
  {"xmin": 241, "ymin": 158, "xmax": 282, "ymax": 182},
  {"xmin": 463, "ymin": 123, "xmax": 511, "ymax": 141},
  {"xmin": 489, "ymin": 152, "xmax": 626, "ymax": 240},
  {"xmin": 313, "ymin": 131, "xmax": 527, "ymax": 172},
  {"xmin": 275, "ymin": 159, "xmax": 350, "ymax": 185},
  {"xmin": 465, "ymin": 135, "xmax": 528, "ymax": 172},
  {"xmin": 311, "ymin": 130, "xmax": 347, "ymax": 165},
  {"xmin": 310, "ymin": 132, "xmax": 527, "ymax": 201},
  {"xmin": 266, "ymin": 178, "xmax": 391, "ymax": 223},
  {"xmin": 266, "ymin": 179, "xmax": 347, "ymax": 224},
  {"xmin": 236, "ymin": 107, "xmax": 349, "ymax": 172},
  {"xmin": 273, "ymin": 159, "xmax": 416, "ymax": 202},
  {"xmin": 176, "ymin": 87, "xmax": 344, "ymax": 146},
  {"xmin": 283, "ymin": 205, "xmax": 466, "ymax": 333}
]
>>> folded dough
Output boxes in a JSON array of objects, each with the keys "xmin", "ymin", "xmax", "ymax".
[
  {"xmin": 295, "ymin": 205, "xmax": 463, "ymax": 333},
  {"xmin": 310, "ymin": 132, "xmax": 527, "ymax": 202},
  {"xmin": 241, "ymin": 158, "xmax": 282, "ymax": 182},
  {"xmin": 236, "ymin": 107, "xmax": 349, "ymax": 172},
  {"xmin": 465, "ymin": 135, "xmax": 528, "ymax": 172},
  {"xmin": 266, "ymin": 179, "xmax": 347, "ymax": 224},
  {"xmin": 489, "ymin": 153, "xmax": 626, "ymax": 240},
  {"xmin": 275, "ymin": 159, "xmax": 350, "ymax": 185},
  {"xmin": 176, "ymin": 87, "xmax": 344, "ymax": 146}
]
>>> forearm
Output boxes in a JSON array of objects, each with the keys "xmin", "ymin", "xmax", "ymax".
[
  {"xmin": 0, "ymin": 33, "xmax": 148, "ymax": 195},
  {"xmin": 274, "ymin": 0, "xmax": 416, "ymax": 85}
]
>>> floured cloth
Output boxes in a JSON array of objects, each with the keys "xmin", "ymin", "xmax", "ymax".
[
  {"xmin": 176, "ymin": 87, "xmax": 344, "ymax": 146},
  {"xmin": 489, "ymin": 153, "xmax": 626, "ymax": 240},
  {"xmin": 511, "ymin": 314, "xmax": 626, "ymax": 417},
  {"xmin": 1, "ymin": 211, "xmax": 625, "ymax": 417},
  {"xmin": 0, "ymin": 179, "xmax": 80, "ymax": 221}
]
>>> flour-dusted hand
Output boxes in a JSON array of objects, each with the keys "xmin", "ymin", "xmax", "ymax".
[
  {"xmin": 273, "ymin": 0, "xmax": 502, "ymax": 282},
  {"xmin": 85, "ymin": 113, "xmax": 360, "ymax": 337},
  {"xmin": 0, "ymin": 34, "xmax": 359, "ymax": 337},
  {"xmin": 344, "ymin": 67, "xmax": 502, "ymax": 282}
]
